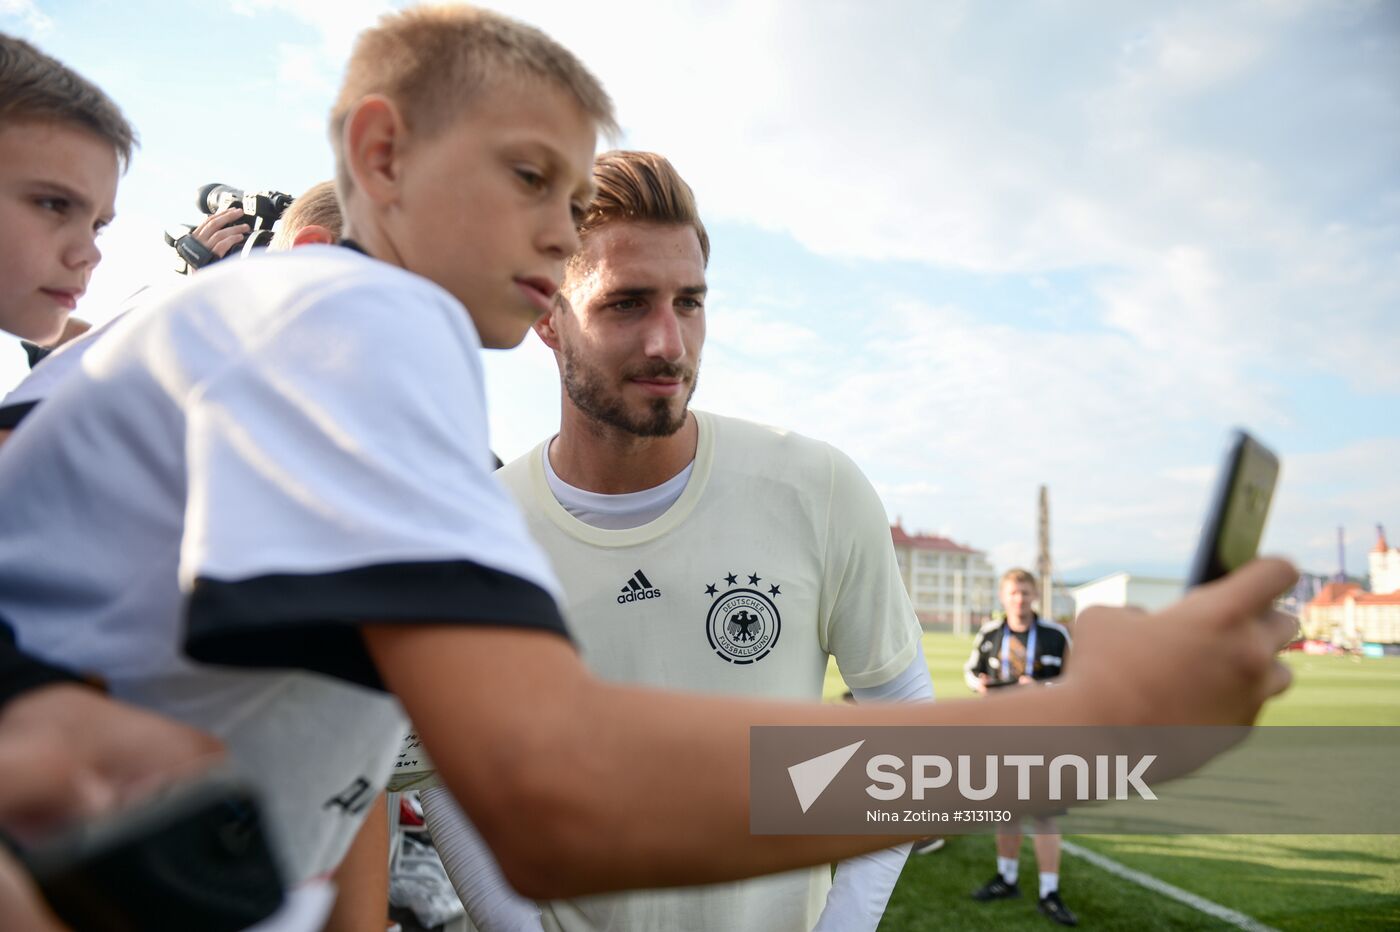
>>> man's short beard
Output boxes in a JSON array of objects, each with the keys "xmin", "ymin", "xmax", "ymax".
[{"xmin": 561, "ymin": 343, "xmax": 698, "ymax": 438}]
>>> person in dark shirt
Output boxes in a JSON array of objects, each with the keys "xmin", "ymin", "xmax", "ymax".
[{"xmin": 964, "ymin": 568, "xmax": 1077, "ymax": 926}]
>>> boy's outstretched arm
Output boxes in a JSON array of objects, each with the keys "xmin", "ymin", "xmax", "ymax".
[{"xmin": 363, "ymin": 557, "xmax": 1297, "ymax": 899}]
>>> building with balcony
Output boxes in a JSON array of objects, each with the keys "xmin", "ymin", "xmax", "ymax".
[{"xmin": 889, "ymin": 520, "xmax": 996, "ymax": 631}]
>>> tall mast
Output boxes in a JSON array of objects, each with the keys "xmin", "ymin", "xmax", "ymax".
[{"xmin": 1037, "ymin": 485, "xmax": 1052, "ymax": 615}]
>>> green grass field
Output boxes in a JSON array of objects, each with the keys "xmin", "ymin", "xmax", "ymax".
[{"xmin": 821, "ymin": 633, "xmax": 1400, "ymax": 930}]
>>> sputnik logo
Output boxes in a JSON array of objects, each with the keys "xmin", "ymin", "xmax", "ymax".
[{"xmin": 787, "ymin": 740, "xmax": 865, "ymax": 813}]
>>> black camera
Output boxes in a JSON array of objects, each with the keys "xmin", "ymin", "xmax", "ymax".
[{"xmin": 164, "ymin": 183, "xmax": 295, "ymax": 275}]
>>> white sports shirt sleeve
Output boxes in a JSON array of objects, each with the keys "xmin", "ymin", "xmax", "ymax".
[
  {"xmin": 816, "ymin": 453, "xmax": 929, "ymax": 930},
  {"xmin": 419, "ymin": 786, "xmax": 544, "ymax": 932},
  {"xmin": 817, "ymin": 645, "xmax": 934, "ymax": 932},
  {"xmin": 820, "ymin": 446, "xmax": 923, "ymax": 688},
  {"xmin": 178, "ymin": 272, "xmax": 566, "ymax": 681}
]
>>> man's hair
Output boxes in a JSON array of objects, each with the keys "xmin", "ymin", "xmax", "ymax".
[
  {"xmin": 0, "ymin": 34, "xmax": 135, "ymax": 169},
  {"xmin": 1001, "ymin": 568, "xmax": 1037, "ymax": 588},
  {"xmin": 574, "ymin": 150, "xmax": 711, "ymax": 269},
  {"xmin": 330, "ymin": 5, "xmax": 615, "ymax": 198},
  {"xmin": 270, "ymin": 181, "xmax": 342, "ymax": 250}
]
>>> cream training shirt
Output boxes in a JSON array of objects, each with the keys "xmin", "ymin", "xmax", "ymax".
[{"xmin": 496, "ymin": 410, "xmax": 922, "ymax": 932}]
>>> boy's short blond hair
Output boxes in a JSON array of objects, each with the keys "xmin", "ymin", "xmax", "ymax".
[
  {"xmin": 0, "ymin": 33, "xmax": 135, "ymax": 168},
  {"xmin": 330, "ymin": 5, "xmax": 615, "ymax": 199},
  {"xmin": 270, "ymin": 181, "xmax": 342, "ymax": 250},
  {"xmin": 574, "ymin": 150, "xmax": 710, "ymax": 269}
]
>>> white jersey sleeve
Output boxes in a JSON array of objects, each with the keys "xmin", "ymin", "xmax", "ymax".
[
  {"xmin": 821, "ymin": 448, "xmax": 922, "ymax": 689},
  {"xmin": 419, "ymin": 786, "xmax": 545, "ymax": 932},
  {"xmin": 817, "ymin": 645, "xmax": 932, "ymax": 932},
  {"xmin": 178, "ymin": 275, "xmax": 567, "ymax": 684}
]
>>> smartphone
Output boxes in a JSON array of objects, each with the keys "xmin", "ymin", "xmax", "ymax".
[
  {"xmin": 1186, "ymin": 429, "xmax": 1279, "ymax": 588},
  {"xmin": 17, "ymin": 771, "xmax": 285, "ymax": 932}
]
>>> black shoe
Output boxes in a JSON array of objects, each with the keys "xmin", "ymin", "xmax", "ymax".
[
  {"xmin": 971, "ymin": 873, "xmax": 1020, "ymax": 901},
  {"xmin": 1038, "ymin": 891, "xmax": 1078, "ymax": 926}
]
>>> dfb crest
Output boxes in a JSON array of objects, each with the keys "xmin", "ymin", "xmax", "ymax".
[{"xmin": 705, "ymin": 571, "xmax": 782, "ymax": 664}]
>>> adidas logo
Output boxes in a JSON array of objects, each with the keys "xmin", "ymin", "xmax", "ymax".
[{"xmin": 617, "ymin": 569, "xmax": 662, "ymax": 604}]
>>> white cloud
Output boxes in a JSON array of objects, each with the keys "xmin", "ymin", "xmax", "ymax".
[
  {"xmin": 275, "ymin": 42, "xmax": 336, "ymax": 98},
  {"xmin": 0, "ymin": 0, "xmax": 52, "ymax": 34},
  {"xmin": 532, "ymin": 0, "xmax": 1399, "ymax": 396},
  {"xmin": 232, "ymin": 0, "xmax": 393, "ymax": 59}
]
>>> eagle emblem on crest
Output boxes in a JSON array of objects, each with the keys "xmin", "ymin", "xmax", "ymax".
[{"xmin": 705, "ymin": 571, "xmax": 782, "ymax": 664}]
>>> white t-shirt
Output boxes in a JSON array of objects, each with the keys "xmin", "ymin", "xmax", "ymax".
[
  {"xmin": 0, "ymin": 312, "xmax": 113, "ymax": 426},
  {"xmin": 499, "ymin": 410, "xmax": 922, "ymax": 932},
  {"xmin": 542, "ymin": 443, "xmax": 692, "ymax": 529},
  {"xmin": 0, "ymin": 244, "xmax": 567, "ymax": 881}
]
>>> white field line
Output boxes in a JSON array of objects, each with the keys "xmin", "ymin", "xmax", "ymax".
[{"xmin": 1062, "ymin": 840, "xmax": 1281, "ymax": 932}]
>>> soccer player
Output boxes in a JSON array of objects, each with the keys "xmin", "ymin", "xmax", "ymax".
[
  {"xmin": 965, "ymin": 569, "xmax": 1076, "ymax": 925},
  {"xmin": 0, "ymin": 4, "xmax": 1298, "ymax": 918},
  {"xmin": 421, "ymin": 150, "xmax": 933, "ymax": 932}
]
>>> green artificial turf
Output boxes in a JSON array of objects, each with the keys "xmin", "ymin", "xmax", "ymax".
[{"xmin": 820, "ymin": 633, "xmax": 1400, "ymax": 930}]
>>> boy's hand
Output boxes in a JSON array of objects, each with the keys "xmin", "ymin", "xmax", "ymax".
[
  {"xmin": 0, "ymin": 685, "xmax": 223, "ymax": 841},
  {"xmin": 191, "ymin": 207, "xmax": 252, "ymax": 259},
  {"xmin": 1067, "ymin": 557, "xmax": 1299, "ymax": 726}
]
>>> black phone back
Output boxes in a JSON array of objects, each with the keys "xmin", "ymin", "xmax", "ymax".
[
  {"xmin": 1186, "ymin": 429, "xmax": 1279, "ymax": 587},
  {"xmin": 20, "ymin": 773, "xmax": 285, "ymax": 932}
]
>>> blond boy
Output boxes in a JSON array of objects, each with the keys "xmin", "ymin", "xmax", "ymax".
[{"xmin": 0, "ymin": 5, "xmax": 1298, "ymax": 915}]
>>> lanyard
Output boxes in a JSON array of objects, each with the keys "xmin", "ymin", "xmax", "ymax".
[{"xmin": 999, "ymin": 621, "xmax": 1036, "ymax": 682}]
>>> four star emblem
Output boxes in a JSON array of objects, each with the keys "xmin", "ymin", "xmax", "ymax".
[{"xmin": 707, "ymin": 573, "xmax": 782, "ymax": 599}]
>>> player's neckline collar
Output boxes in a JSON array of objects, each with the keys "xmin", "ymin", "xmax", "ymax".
[{"xmin": 529, "ymin": 411, "xmax": 716, "ymax": 548}]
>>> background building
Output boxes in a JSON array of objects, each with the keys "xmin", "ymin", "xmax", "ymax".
[
  {"xmin": 1371, "ymin": 526, "xmax": 1400, "ymax": 595},
  {"xmin": 890, "ymin": 520, "xmax": 996, "ymax": 632},
  {"xmin": 1302, "ymin": 582, "xmax": 1400, "ymax": 648},
  {"xmin": 1302, "ymin": 527, "xmax": 1400, "ymax": 648},
  {"xmin": 1070, "ymin": 572, "xmax": 1184, "ymax": 617},
  {"xmin": 1047, "ymin": 582, "xmax": 1078, "ymax": 623}
]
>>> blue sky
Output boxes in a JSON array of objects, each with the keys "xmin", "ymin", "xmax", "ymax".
[{"xmin": 3, "ymin": 0, "xmax": 1397, "ymax": 582}]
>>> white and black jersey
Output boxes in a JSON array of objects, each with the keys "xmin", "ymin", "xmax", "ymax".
[
  {"xmin": 0, "ymin": 244, "xmax": 567, "ymax": 880},
  {"xmin": 0, "ymin": 298, "xmax": 137, "ymax": 430},
  {"xmin": 0, "ymin": 617, "xmax": 84, "ymax": 707},
  {"xmin": 963, "ymin": 616, "xmax": 1071, "ymax": 691}
]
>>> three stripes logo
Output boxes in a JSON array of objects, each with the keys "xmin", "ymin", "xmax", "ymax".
[{"xmin": 617, "ymin": 569, "xmax": 662, "ymax": 604}]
